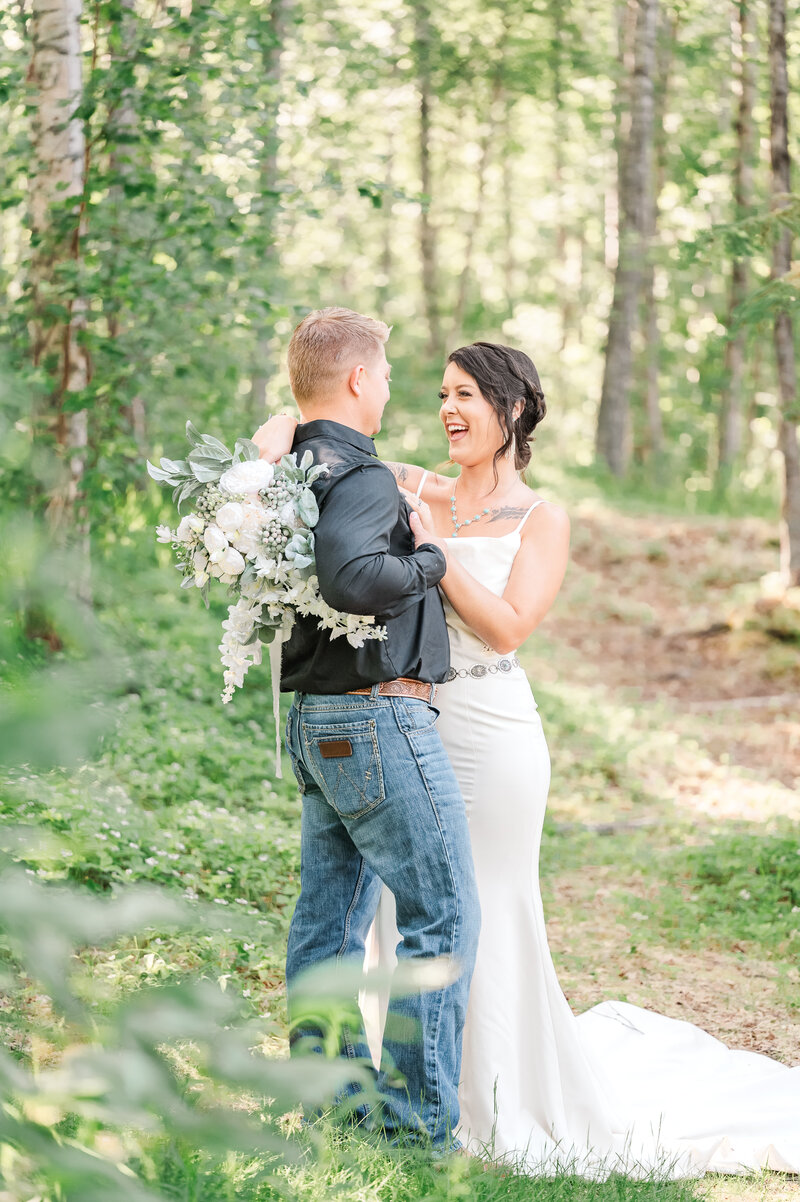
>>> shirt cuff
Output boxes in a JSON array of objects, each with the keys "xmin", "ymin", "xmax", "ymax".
[{"xmin": 415, "ymin": 542, "xmax": 447, "ymax": 585}]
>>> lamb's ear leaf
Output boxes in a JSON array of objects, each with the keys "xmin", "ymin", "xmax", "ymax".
[
  {"xmin": 147, "ymin": 457, "xmax": 188, "ymax": 484},
  {"xmin": 185, "ymin": 420, "xmax": 203, "ymax": 447},
  {"xmin": 200, "ymin": 432, "xmax": 232, "ymax": 457},
  {"xmin": 176, "ymin": 479, "xmax": 204, "ymax": 508},
  {"xmin": 297, "ymin": 489, "xmax": 319, "ymax": 527},
  {"xmin": 234, "ymin": 437, "xmax": 260, "ymax": 462}
]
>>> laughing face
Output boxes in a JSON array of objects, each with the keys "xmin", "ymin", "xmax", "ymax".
[{"xmin": 438, "ymin": 361, "xmax": 508, "ymax": 467}]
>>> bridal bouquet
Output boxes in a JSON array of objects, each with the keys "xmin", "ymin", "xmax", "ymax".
[{"xmin": 147, "ymin": 422, "xmax": 386, "ymax": 705}]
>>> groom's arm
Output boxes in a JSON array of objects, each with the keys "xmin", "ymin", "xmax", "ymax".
[{"xmin": 314, "ymin": 463, "xmax": 446, "ymax": 619}]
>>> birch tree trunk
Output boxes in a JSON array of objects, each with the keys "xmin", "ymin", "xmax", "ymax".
[
  {"xmin": 29, "ymin": 0, "xmax": 91, "ymax": 578},
  {"xmin": 595, "ymin": 0, "xmax": 658, "ymax": 476},
  {"xmin": 718, "ymin": 0, "xmax": 756, "ymax": 482},
  {"xmin": 768, "ymin": 0, "xmax": 800, "ymax": 584}
]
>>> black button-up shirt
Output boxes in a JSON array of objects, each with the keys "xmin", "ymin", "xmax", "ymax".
[{"xmin": 280, "ymin": 419, "xmax": 450, "ymax": 693}]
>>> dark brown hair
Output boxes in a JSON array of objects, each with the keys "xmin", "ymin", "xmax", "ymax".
[{"xmin": 446, "ymin": 342, "xmax": 546, "ymax": 474}]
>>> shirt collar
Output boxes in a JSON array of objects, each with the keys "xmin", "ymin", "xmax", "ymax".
[{"xmin": 293, "ymin": 419, "xmax": 377, "ymax": 458}]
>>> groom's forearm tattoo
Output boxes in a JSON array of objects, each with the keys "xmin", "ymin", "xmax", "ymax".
[
  {"xmin": 488, "ymin": 506, "xmax": 532, "ymax": 523},
  {"xmin": 386, "ymin": 462, "xmax": 409, "ymax": 485}
]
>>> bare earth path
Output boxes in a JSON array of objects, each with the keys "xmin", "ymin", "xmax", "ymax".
[{"xmin": 520, "ymin": 503, "xmax": 799, "ymax": 1195}]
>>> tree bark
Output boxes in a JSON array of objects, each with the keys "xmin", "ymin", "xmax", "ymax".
[
  {"xmin": 718, "ymin": 0, "xmax": 757, "ymax": 481},
  {"xmin": 414, "ymin": 0, "xmax": 441, "ymax": 359},
  {"xmin": 29, "ymin": 0, "xmax": 91, "ymax": 581},
  {"xmin": 638, "ymin": 7, "xmax": 675, "ymax": 461},
  {"xmin": 595, "ymin": 0, "xmax": 658, "ymax": 476},
  {"xmin": 452, "ymin": 79, "xmax": 500, "ymax": 339},
  {"xmin": 768, "ymin": 0, "xmax": 800, "ymax": 584},
  {"xmin": 249, "ymin": 0, "xmax": 292, "ymax": 424}
]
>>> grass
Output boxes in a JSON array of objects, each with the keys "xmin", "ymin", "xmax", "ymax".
[{"xmin": 1, "ymin": 526, "xmax": 798, "ymax": 1199}]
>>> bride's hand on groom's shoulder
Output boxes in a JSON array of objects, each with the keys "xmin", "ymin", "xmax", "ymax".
[
  {"xmin": 401, "ymin": 489, "xmax": 448, "ymax": 558},
  {"xmin": 251, "ymin": 413, "xmax": 298, "ymax": 462}
]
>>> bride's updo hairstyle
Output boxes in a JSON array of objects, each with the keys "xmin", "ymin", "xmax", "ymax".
[{"xmin": 446, "ymin": 342, "xmax": 546, "ymax": 473}]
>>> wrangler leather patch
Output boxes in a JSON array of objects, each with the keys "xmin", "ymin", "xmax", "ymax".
[{"xmin": 319, "ymin": 739, "xmax": 353, "ymax": 759}]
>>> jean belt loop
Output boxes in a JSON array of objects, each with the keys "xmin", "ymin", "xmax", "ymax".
[
  {"xmin": 370, "ymin": 682, "xmax": 381, "ymax": 701},
  {"xmin": 428, "ymin": 682, "xmax": 437, "ymax": 705}
]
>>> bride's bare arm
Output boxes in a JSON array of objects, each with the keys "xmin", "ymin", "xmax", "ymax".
[
  {"xmin": 408, "ymin": 504, "xmax": 570, "ymax": 655},
  {"xmin": 251, "ymin": 418, "xmax": 447, "ymax": 503},
  {"xmin": 252, "ymin": 413, "xmax": 299, "ymax": 461}
]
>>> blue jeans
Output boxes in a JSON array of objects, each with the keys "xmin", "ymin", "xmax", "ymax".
[{"xmin": 284, "ymin": 687, "xmax": 480, "ymax": 1149}]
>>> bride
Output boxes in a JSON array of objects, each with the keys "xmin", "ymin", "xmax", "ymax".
[{"xmin": 256, "ymin": 341, "xmax": 800, "ymax": 1177}]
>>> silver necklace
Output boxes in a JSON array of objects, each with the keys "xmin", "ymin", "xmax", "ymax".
[{"xmin": 450, "ymin": 478, "xmax": 491, "ymax": 537}]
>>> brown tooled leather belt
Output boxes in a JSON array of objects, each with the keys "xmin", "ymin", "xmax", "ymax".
[{"xmin": 346, "ymin": 677, "xmax": 437, "ymax": 702}]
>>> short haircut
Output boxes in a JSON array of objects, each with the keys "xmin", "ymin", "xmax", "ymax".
[{"xmin": 287, "ymin": 307, "xmax": 390, "ymax": 405}]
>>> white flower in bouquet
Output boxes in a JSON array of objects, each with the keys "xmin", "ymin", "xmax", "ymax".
[
  {"xmin": 203, "ymin": 524, "xmax": 228, "ymax": 554},
  {"xmin": 176, "ymin": 513, "xmax": 204, "ymax": 543},
  {"xmin": 218, "ymin": 546, "xmax": 246, "ymax": 577},
  {"xmin": 192, "ymin": 549, "xmax": 210, "ymax": 586},
  {"xmin": 215, "ymin": 501, "xmax": 244, "ymax": 534},
  {"xmin": 148, "ymin": 427, "xmax": 386, "ymax": 714},
  {"xmin": 219, "ymin": 459, "xmax": 274, "ymax": 496},
  {"xmin": 279, "ymin": 500, "xmax": 304, "ymax": 530}
]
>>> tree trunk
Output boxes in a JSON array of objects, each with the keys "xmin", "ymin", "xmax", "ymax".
[
  {"xmin": 551, "ymin": 0, "xmax": 567, "ymax": 345},
  {"xmin": 638, "ymin": 7, "xmax": 675, "ymax": 461},
  {"xmin": 768, "ymin": 0, "xmax": 800, "ymax": 584},
  {"xmin": 29, "ymin": 0, "xmax": 91, "ymax": 585},
  {"xmin": 501, "ymin": 98, "xmax": 515, "ymax": 317},
  {"xmin": 107, "ymin": 0, "xmax": 148, "ymax": 457},
  {"xmin": 595, "ymin": 0, "xmax": 658, "ymax": 476},
  {"xmin": 718, "ymin": 0, "xmax": 757, "ymax": 482},
  {"xmin": 414, "ymin": 0, "xmax": 441, "ymax": 359},
  {"xmin": 452, "ymin": 81, "xmax": 499, "ymax": 339},
  {"xmin": 249, "ymin": 0, "xmax": 292, "ymax": 424}
]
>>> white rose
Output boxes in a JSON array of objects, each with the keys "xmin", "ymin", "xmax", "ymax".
[
  {"xmin": 203, "ymin": 524, "xmax": 228, "ymax": 554},
  {"xmin": 218, "ymin": 546, "xmax": 246, "ymax": 576},
  {"xmin": 219, "ymin": 460, "xmax": 274, "ymax": 496},
  {"xmin": 176, "ymin": 515, "xmax": 201, "ymax": 543},
  {"xmin": 234, "ymin": 530, "xmax": 262, "ymax": 558},
  {"xmin": 156, "ymin": 525, "xmax": 173, "ymax": 543},
  {"xmin": 216, "ymin": 501, "xmax": 244, "ymax": 533}
]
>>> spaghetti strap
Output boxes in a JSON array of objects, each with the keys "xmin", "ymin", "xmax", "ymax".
[
  {"xmin": 414, "ymin": 470, "xmax": 429, "ymax": 501},
  {"xmin": 514, "ymin": 499, "xmax": 546, "ymax": 534}
]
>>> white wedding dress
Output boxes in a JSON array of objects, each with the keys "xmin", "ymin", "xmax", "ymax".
[{"xmin": 363, "ymin": 495, "xmax": 800, "ymax": 1177}]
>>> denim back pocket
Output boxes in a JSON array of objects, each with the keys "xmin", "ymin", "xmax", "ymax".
[{"xmin": 303, "ymin": 719, "xmax": 385, "ymax": 819}]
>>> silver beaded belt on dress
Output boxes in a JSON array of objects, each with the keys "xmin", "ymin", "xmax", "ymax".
[{"xmin": 445, "ymin": 655, "xmax": 522, "ymax": 682}]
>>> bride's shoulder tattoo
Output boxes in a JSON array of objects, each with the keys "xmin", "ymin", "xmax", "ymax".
[
  {"xmin": 488, "ymin": 506, "xmax": 532, "ymax": 523},
  {"xmin": 385, "ymin": 461, "xmax": 409, "ymax": 484}
]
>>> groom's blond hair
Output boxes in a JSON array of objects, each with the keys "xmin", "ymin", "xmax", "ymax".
[{"xmin": 288, "ymin": 307, "xmax": 390, "ymax": 405}]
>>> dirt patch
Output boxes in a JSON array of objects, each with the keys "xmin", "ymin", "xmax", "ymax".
[
  {"xmin": 548, "ymin": 507, "xmax": 800, "ymax": 792},
  {"xmin": 544, "ymin": 866, "xmax": 800, "ymax": 1065}
]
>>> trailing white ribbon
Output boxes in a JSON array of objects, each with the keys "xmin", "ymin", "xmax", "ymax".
[{"xmin": 269, "ymin": 632, "xmax": 283, "ymax": 779}]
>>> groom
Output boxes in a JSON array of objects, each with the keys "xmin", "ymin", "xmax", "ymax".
[{"xmin": 269, "ymin": 307, "xmax": 480, "ymax": 1150}]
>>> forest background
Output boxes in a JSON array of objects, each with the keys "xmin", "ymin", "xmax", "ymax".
[{"xmin": 0, "ymin": 0, "xmax": 799, "ymax": 1199}]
